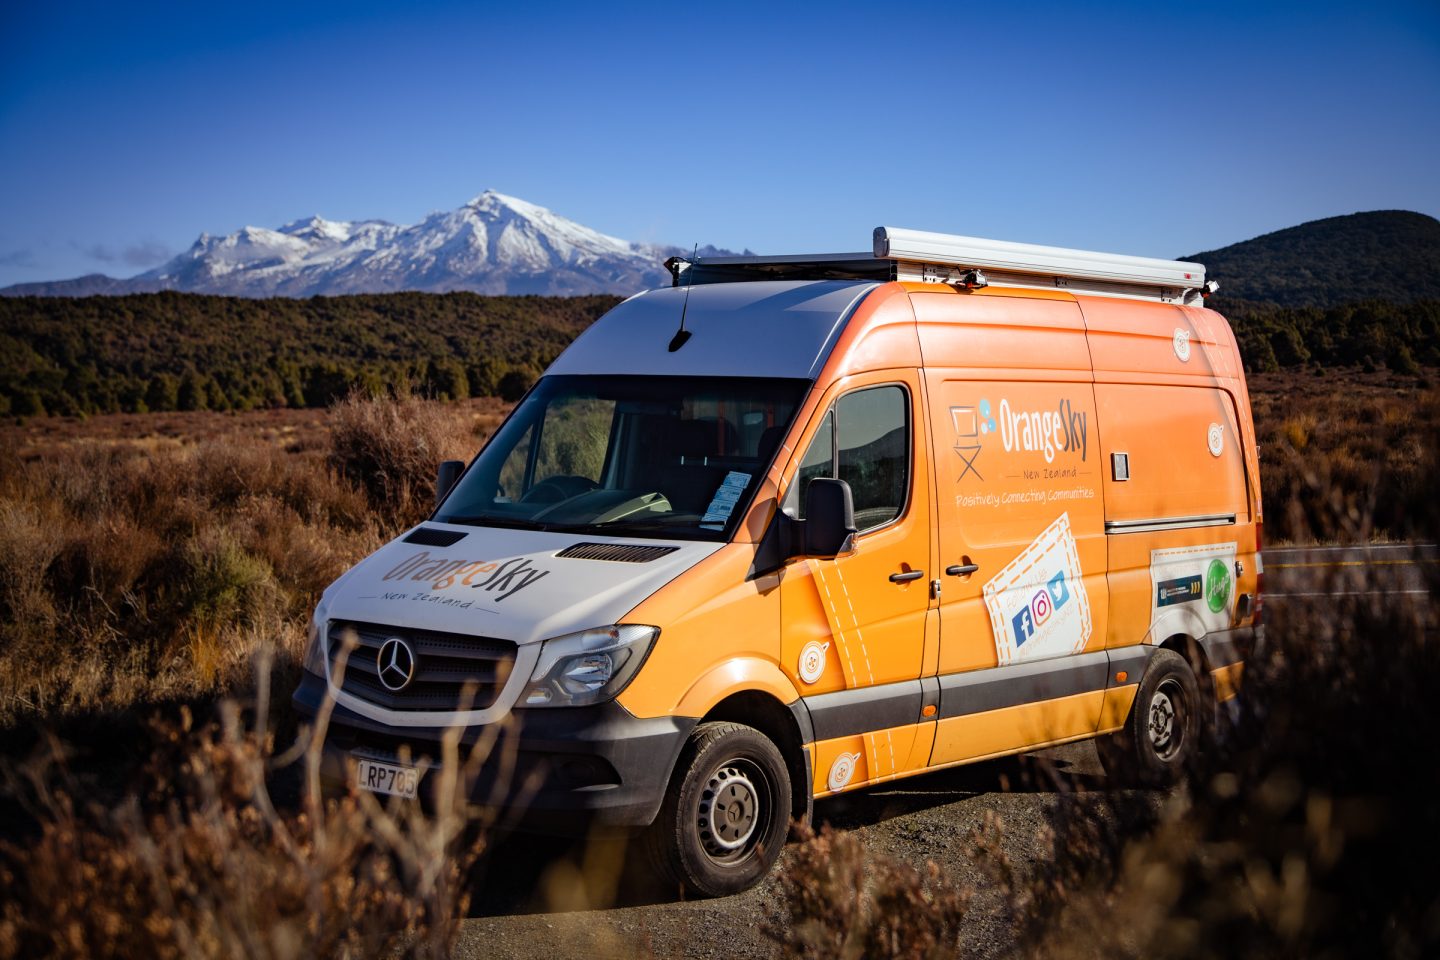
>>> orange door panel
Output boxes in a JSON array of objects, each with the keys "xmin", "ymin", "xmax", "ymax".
[
  {"xmin": 1094, "ymin": 383, "xmax": 1255, "ymax": 649},
  {"xmin": 922, "ymin": 372, "xmax": 1110, "ymax": 764},
  {"xmin": 778, "ymin": 370, "xmax": 934, "ymax": 790}
]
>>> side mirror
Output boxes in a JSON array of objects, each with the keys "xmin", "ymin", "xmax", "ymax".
[
  {"xmin": 435, "ymin": 460, "xmax": 465, "ymax": 508},
  {"xmin": 802, "ymin": 478, "xmax": 858, "ymax": 558}
]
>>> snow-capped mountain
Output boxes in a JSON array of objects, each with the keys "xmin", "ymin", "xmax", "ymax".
[{"xmin": 3, "ymin": 192, "xmax": 712, "ymax": 297}]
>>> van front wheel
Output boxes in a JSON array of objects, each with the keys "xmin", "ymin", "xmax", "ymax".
[
  {"xmin": 1098, "ymin": 648, "xmax": 1200, "ymax": 786},
  {"xmin": 643, "ymin": 721, "xmax": 791, "ymax": 898}
]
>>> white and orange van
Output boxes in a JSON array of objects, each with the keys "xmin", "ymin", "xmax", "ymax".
[{"xmin": 293, "ymin": 227, "xmax": 1263, "ymax": 896}]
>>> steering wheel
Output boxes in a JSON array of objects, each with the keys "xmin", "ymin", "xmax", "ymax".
[{"xmin": 519, "ymin": 474, "xmax": 600, "ymax": 504}]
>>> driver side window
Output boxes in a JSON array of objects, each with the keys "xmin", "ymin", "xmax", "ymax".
[{"xmin": 786, "ymin": 385, "xmax": 910, "ymax": 533}]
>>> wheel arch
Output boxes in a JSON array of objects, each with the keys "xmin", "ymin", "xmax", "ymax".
[{"xmin": 701, "ymin": 690, "xmax": 812, "ymax": 825}]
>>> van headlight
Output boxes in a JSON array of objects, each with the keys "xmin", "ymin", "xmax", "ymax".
[
  {"xmin": 519, "ymin": 625, "xmax": 658, "ymax": 708},
  {"xmin": 301, "ymin": 594, "xmax": 331, "ymax": 678}
]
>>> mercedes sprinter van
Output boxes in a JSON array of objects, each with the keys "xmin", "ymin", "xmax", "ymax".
[{"xmin": 293, "ymin": 227, "xmax": 1263, "ymax": 896}]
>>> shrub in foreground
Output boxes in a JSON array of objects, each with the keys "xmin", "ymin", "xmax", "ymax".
[{"xmin": 0, "ymin": 659, "xmax": 484, "ymax": 960}]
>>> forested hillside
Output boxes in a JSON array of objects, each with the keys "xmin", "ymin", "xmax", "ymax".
[
  {"xmin": 0, "ymin": 292, "xmax": 620, "ymax": 416},
  {"xmin": 1189, "ymin": 210, "xmax": 1440, "ymax": 306},
  {"xmin": 1225, "ymin": 298, "xmax": 1440, "ymax": 373}
]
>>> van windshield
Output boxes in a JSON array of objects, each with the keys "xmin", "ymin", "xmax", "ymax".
[{"xmin": 435, "ymin": 375, "xmax": 810, "ymax": 541}]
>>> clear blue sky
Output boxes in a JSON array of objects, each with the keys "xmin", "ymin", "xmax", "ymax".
[{"xmin": 2, "ymin": 0, "xmax": 1437, "ymax": 287}]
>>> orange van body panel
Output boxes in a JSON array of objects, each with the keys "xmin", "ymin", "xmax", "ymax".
[
  {"xmin": 810, "ymin": 720, "xmax": 924, "ymax": 797},
  {"xmin": 930, "ymin": 690, "xmax": 1109, "ymax": 776},
  {"xmin": 617, "ymin": 544, "xmax": 790, "ymax": 720},
  {"xmin": 624, "ymin": 275, "xmax": 1258, "ymax": 794}
]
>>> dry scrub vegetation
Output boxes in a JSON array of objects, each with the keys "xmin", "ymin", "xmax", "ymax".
[
  {"xmin": 1250, "ymin": 368, "xmax": 1438, "ymax": 543},
  {"xmin": 0, "ymin": 393, "xmax": 505, "ymax": 728}
]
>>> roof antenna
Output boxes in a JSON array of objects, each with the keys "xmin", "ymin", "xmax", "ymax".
[{"xmin": 667, "ymin": 244, "xmax": 697, "ymax": 352}]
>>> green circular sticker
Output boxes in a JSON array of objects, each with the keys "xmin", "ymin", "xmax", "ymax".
[{"xmin": 1205, "ymin": 558, "xmax": 1232, "ymax": 614}]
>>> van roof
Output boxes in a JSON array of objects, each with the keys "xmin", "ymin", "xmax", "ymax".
[
  {"xmin": 545, "ymin": 280, "xmax": 877, "ymax": 380},
  {"xmin": 667, "ymin": 227, "xmax": 1212, "ymax": 306}
]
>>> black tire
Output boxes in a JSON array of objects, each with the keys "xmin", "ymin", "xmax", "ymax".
[
  {"xmin": 1098, "ymin": 648, "xmax": 1201, "ymax": 787},
  {"xmin": 642, "ymin": 721, "xmax": 791, "ymax": 898}
]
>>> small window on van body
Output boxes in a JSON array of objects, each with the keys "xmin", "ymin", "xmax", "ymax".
[{"xmin": 787, "ymin": 384, "xmax": 910, "ymax": 533}]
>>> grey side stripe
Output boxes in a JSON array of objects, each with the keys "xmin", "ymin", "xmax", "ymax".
[
  {"xmin": 805, "ymin": 680, "xmax": 923, "ymax": 741},
  {"xmin": 937, "ymin": 651, "xmax": 1114, "ymax": 721},
  {"xmin": 800, "ymin": 647, "xmax": 1162, "ymax": 742}
]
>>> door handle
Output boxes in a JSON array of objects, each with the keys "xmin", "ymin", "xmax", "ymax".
[
  {"xmin": 889, "ymin": 570, "xmax": 925, "ymax": 583},
  {"xmin": 945, "ymin": 563, "xmax": 980, "ymax": 577}
]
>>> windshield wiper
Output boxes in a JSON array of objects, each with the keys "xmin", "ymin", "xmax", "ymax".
[
  {"xmin": 438, "ymin": 515, "xmax": 552, "ymax": 532},
  {"xmin": 573, "ymin": 517, "xmax": 715, "ymax": 535}
]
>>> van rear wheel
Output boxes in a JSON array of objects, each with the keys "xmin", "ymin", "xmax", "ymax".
[
  {"xmin": 1098, "ymin": 648, "xmax": 1200, "ymax": 786},
  {"xmin": 643, "ymin": 721, "xmax": 790, "ymax": 898}
]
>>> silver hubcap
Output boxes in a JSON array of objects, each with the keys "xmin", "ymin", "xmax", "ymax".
[
  {"xmin": 1147, "ymin": 680, "xmax": 1183, "ymax": 759},
  {"xmin": 698, "ymin": 764, "xmax": 760, "ymax": 855}
]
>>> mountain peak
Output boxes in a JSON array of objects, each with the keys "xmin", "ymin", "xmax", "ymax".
[
  {"xmin": 466, "ymin": 189, "xmax": 550, "ymax": 220},
  {"xmin": 4, "ymin": 191, "xmax": 690, "ymax": 298}
]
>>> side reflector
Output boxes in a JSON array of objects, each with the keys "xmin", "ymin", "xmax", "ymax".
[
  {"xmin": 1115, "ymin": 671, "xmax": 1129, "ymax": 684},
  {"xmin": 922, "ymin": 704, "xmax": 937, "ymax": 718}
]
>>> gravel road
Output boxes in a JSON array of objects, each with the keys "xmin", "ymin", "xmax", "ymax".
[{"xmin": 457, "ymin": 742, "xmax": 1133, "ymax": 960}]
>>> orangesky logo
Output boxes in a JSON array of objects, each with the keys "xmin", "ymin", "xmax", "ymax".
[
  {"xmin": 382, "ymin": 550, "xmax": 550, "ymax": 601},
  {"xmin": 995, "ymin": 397, "xmax": 1088, "ymax": 464}
]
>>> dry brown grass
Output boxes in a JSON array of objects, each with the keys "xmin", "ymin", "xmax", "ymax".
[
  {"xmin": 0, "ymin": 657, "xmax": 486, "ymax": 959},
  {"xmin": 767, "ymin": 823, "xmax": 971, "ymax": 959},
  {"xmin": 0, "ymin": 392, "xmax": 503, "ymax": 730},
  {"xmin": 1249, "ymin": 366, "xmax": 1439, "ymax": 543}
]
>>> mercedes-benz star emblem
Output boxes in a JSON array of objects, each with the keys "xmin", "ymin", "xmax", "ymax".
[{"xmin": 376, "ymin": 637, "xmax": 416, "ymax": 692}]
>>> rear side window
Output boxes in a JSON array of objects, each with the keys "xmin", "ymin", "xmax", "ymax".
[{"xmin": 789, "ymin": 385, "xmax": 910, "ymax": 532}]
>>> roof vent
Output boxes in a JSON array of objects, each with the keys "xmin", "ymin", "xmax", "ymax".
[{"xmin": 556, "ymin": 542, "xmax": 679, "ymax": 563}]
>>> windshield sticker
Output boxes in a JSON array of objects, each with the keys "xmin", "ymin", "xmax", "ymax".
[
  {"xmin": 700, "ymin": 471, "xmax": 752, "ymax": 529},
  {"xmin": 982, "ymin": 512, "xmax": 1092, "ymax": 664},
  {"xmin": 1149, "ymin": 543, "xmax": 1236, "ymax": 636},
  {"xmin": 382, "ymin": 550, "xmax": 551, "ymax": 602}
]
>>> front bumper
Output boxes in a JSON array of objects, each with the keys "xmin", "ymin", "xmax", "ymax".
[{"xmin": 291, "ymin": 670, "xmax": 694, "ymax": 829}]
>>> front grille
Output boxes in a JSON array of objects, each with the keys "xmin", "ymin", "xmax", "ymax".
[{"xmin": 325, "ymin": 620, "xmax": 516, "ymax": 712}]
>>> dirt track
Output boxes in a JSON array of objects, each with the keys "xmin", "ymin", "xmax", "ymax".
[{"xmin": 457, "ymin": 741, "xmax": 1126, "ymax": 960}]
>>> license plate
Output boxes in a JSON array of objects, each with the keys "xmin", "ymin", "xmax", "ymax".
[{"xmin": 355, "ymin": 757, "xmax": 420, "ymax": 799}]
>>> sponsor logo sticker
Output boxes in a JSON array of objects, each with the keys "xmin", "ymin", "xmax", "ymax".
[
  {"xmin": 983, "ymin": 513, "xmax": 1092, "ymax": 663},
  {"xmin": 1205, "ymin": 558, "xmax": 1233, "ymax": 614},
  {"xmin": 1148, "ymin": 542, "xmax": 1238, "ymax": 634},
  {"xmin": 1156, "ymin": 574, "xmax": 1203, "ymax": 607}
]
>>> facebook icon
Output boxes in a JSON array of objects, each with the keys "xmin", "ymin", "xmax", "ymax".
[{"xmin": 1011, "ymin": 605, "xmax": 1036, "ymax": 647}]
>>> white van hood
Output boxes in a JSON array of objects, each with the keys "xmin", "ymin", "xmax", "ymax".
[{"xmin": 323, "ymin": 523, "xmax": 723, "ymax": 645}]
